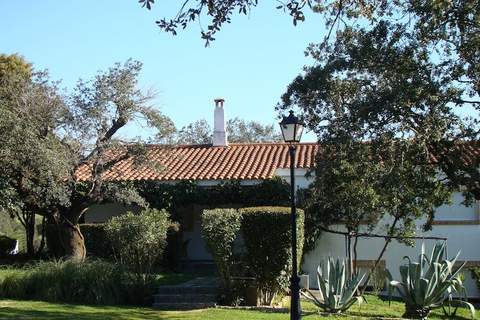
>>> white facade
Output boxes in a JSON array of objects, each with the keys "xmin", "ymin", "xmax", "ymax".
[{"xmin": 281, "ymin": 170, "xmax": 480, "ymax": 298}]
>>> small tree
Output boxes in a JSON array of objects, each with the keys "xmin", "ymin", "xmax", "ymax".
[{"xmin": 105, "ymin": 208, "xmax": 175, "ymax": 281}]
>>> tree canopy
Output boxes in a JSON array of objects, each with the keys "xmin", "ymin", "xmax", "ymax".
[
  {"xmin": 138, "ymin": 0, "xmax": 310, "ymax": 45},
  {"xmin": 0, "ymin": 56, "xmax": 172, "ymax": 259},
  {"xmin": 174, "ymin": 117, "xmax": 281, "ymax": 144}
]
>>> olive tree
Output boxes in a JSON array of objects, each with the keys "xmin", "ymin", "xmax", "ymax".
[{"xmin": 0, "ymin": 56, "xmax": 173, "ymax": 260}]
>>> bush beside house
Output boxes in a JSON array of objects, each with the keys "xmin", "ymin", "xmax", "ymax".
[
  {"xmin": 241, "ymin": 206, "xmax": 304, "ymax": 306},
  {"xmin": 105, "ymin": 208, "xmax": 177, "ymax": 280},
  {"xmin": 201, "ymin": 208, "xmax": 242, "ymax": 304},
  {"xmin": 201, "ymin": 206, "xmax": 305, "ymax": 306}
]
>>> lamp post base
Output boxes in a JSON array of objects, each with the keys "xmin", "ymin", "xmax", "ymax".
[{"xmin": 290, "ymin": 274, "xmax": 301, "ymax": 320}]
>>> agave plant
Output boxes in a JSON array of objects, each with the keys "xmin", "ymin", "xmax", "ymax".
[
  {"xmin": 388, "ymin": 242, "xmax": 475, "ymax": 319},
  {"xmin": 302, "ymin": 257, "xmax": 365, "ymax": 313}
]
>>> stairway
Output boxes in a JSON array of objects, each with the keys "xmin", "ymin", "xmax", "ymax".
[{"xmin": 153, "ymin": 277, "xmax": 220, "ymax": 309}]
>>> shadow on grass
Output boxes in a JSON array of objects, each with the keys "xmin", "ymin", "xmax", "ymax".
[{"xmin": 0, "ymin": 303, "xmax": 199, "ymax": 320}]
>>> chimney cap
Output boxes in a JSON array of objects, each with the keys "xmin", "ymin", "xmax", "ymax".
[{"xmin": 214, "ymin": 98, "xmax": 225, "ymax": 107}]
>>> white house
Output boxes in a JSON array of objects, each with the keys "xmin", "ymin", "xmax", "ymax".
[{"xmin": 79, "ymin": 99, "xmax": 480, "ymax": 297}]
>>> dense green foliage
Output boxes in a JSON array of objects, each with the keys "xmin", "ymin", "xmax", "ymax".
[
  {"xmin": 0, "ymin": 260, "xmax": 129, "ymax": 305},
  {"xmin": 1, "ymin": 54, "xmax": 173, "ymax": 261},
  {"xmin": 139, "ymin": 178, "xmax": 290, "ymax": 213},
  {"xmin": 240, "ymin": 206, "xmax": 304, "ymax": 306},
  {"xmin": 389, "ymin": 242, "xmax": 474, "ymax": 319},
  {"xmin": 201, "ymin": 209, "xmax": 241, "ymax": 289},
  {"xmin": 0, "ymin": 261, "xmax": 191, "ymax": 306},
  {"xmin": 303, "ymin": 258, "xmax": 365, "ymax": 314},
  {"xmin": 105, "ymin": 209, "xmax": 175, "ymax": 280},
  {"xmin": 80, "ymin": 224, "xmax": 112, "ymax": 259},
  {"xmin": 0, "ymin": 54, "xmax": 70, "ymax": 257}
]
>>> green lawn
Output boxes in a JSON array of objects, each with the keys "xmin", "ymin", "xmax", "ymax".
[{"xmin": 0, "ymin": 295, "xmax": 475, "ymax": 320}]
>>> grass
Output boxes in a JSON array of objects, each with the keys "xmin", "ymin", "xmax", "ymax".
[{"xmin": 0, "ymin": 295, "xmax": 475, "ymax": 320}]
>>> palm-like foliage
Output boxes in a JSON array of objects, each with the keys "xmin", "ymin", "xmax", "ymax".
[
  {"xmin": 302, "ymin": 257, "xmax": 365, "ymax": 313},
  {"xmin": 388, "ymin": 242, "xmax": 475, "ymax": 319}
]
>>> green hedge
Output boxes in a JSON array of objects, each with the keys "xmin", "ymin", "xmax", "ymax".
[
  {"xmin": 201, "ymin": 209, "xmax": 241, "ymax": 291},
  {"xmin": 240, "ymin": 206, "xmax": 304, "ymax": 306},
  {"xmin": 81, "ymin": 224, "xmax": 113, "ymax": 259}
]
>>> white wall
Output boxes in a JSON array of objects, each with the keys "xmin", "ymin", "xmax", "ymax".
[
  {"xmin": 302, "ymin": 195, "xmax": 480, "ymax": 297},
  {"xmin": 84, "ymin": 203, "xmax": 139, "ymax": 223},
  {"xmin": 275, "ymin": 168, "xmax": 312, "ymax": 189}
]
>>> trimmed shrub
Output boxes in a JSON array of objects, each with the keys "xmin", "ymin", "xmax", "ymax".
[
  {"xmin": 240, "ymin": 206, "xmax": 304, "ymax": 306},
  {"xmin": 0, "ymin": 260, "xmax": 141, "ymax": 305},
  {"xmin": 105, "ymin": 208, "xmax": 175, "ymax": 280},
  {"xmin": 201, "ymin": 208, "xmax": 242, "ymax": 302},
  {"xmin": 0, "ymin": 235, "xmax": 17, "ymax": 257},
  {"xmin": 80, "ymin": 224, "xmax": 113, "ymax": 259}
]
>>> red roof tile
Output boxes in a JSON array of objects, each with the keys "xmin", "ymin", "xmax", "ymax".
[{"xmin": 75, "ymin": 143, "xmax": 319, "ymax": 182}]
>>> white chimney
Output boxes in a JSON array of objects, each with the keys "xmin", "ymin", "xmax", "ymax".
[{"xmin": 213, "ymin": 98, "xmax": 228, "ymax": 147}]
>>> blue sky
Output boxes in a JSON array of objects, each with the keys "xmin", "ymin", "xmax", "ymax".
[{"xmin": 0, "ymin": 1, "xmax": 326, "ymax": 142}]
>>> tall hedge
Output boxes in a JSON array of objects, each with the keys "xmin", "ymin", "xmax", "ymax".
[
  {"xmin": 240, "ymin": 206, "xmax": 304, "ymax": 306},
  {"xmin": 201, "ymin": 209, "xmax": 241, "ymax": 288},
  {"xmin": 80, "ymin": 224, "xmax": 113, "ymax": 259}
]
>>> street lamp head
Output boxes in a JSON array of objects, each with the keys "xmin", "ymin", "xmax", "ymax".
[{"xmin": 279, "ymin": 110, "xmax": 304, "ymax": 143}]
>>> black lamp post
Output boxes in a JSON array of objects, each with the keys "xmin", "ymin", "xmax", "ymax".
[{"xmin": 279, "ymin": 110, "xmax": 304, "ymax": 320}]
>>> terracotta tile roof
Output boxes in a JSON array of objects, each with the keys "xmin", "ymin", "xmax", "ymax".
[{"xmin": 75, "ymin": 143, "xmax": 319, "ymax": 182}]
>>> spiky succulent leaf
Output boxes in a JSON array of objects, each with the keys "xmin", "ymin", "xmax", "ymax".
[
  {"xmin": 305, "ymin": 257, "xmax": 365, "ymax": 313},
  {"xmin": 390, "ymin": 242, "xmax": 475, "ymax": 318}
]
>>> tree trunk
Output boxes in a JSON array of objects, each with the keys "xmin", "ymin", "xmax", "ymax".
[
  {"xmin": 15, "ymin": 210, "xmax": 36, "ymax": 257},
  {"xmin": 359, "ymin": 216, "xmax": 400, "ymax": 296},
  {"xmin": 55, "ymin": 206, "xmax": 88, "ymax": 261},
  {"xmin": 58, "ymin": 220, "xmax": 86, "ymax": 261},
  {"xmin": 24, "ymin": 212, "xmax": 36, "ymax": 257},
  {"xmin": 403, "ymin": 304, "xmax": 431, "ymax": 319}
]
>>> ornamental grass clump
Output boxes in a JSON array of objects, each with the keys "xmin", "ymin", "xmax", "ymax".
[
  {"xmin": 0, "ymin": 260, "xmax": 126, "ymax": 305},
  {"xmin": 388, "ymin": 242, "xmax": 475, "ymax": 319},
  {"xmin": 302, "ymin": 257, "xmax": 365, "ymax": 314}
]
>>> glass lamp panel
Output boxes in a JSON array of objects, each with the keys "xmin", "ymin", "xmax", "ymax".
[
  {"xmin": 281, "ymin": 124, "xmax": 296, "ymax": 142},
  {"xmin": 294, "ymin": 124, "xmax": 304, "ymax": 142}
]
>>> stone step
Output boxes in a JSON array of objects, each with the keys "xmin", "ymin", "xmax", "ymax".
[
  {"xmin": 180, "ymin": 260, "xmax": 218, "ymax": 275},
  {"xmin": 156, "ymin": 285, "xmax": 219, "ymax": 295},
  {"xmin": 152, "ymin": 302, "xmax": 216, "ymax": 310},
  {"xmin": 153, "ymin": 293, "xmax": 217, "ymax": 304}
]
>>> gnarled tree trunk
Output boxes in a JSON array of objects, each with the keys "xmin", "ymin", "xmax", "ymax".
[
  {"xmin": 49, "ymin": 205, "xmax": 88, "ymax": 261},
  {"xmin": 58, "ymin": 220, "xmax": 86, "ymax": 261}
]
